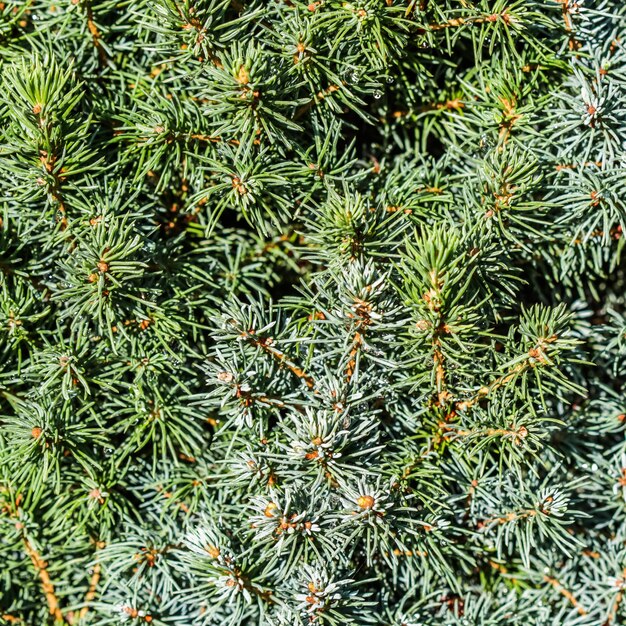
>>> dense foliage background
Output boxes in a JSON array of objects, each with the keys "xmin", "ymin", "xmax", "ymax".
[{"xmin": 2, "ymin": 0, "xmax": 626, "ymax": 624}]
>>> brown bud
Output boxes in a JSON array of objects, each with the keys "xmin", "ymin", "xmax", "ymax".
[
  {"xmin": 415, "ymin": 319, "xmax": 430, "ymax": 331},
  {"xmin": 357, "ymin": 495, "xmax": 375, "ymax": 510},
  {"xmin": 264, "ymin": 502, "xmax": 278, "ymax": 517},
  {"xmin": 236, "ymin": 65, "xmax": 250, "ymax": 85}
]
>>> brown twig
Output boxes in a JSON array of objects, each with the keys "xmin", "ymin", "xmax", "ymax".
[
  {"xmin": 22, "ymin": 534, "xmax": 66, "ymax": 623},
  {"xmin": 1, "ymin": 491, "xmax": 66, "ymax": 623},
  {"xmin": 345, "ymin": 294, "xmax": 376, "ymax": 383},
  {"xmin": 78, "ymin": 550, "xmax": 104, "ymax": 621},
  {"xmin": 433, "ymin": 344, "xmax": 448, "ymax": 406},
  {"xmin": 446, "ymin": 425, "xmax": 529, "ymax": 445},
  {"xmin": 230, "ymin": 383, "xmax": 306, "ymax": 414},
  {"xmin": 605, "ymin": 568, "xmax": 626, "ymax": 624},
  {"xmin": 427, "ymin": 11, "xmax": 513, "ymax": 32},
  {"xmin": 454, "ymin": 361, "xmax": 529, "ymax": 414},
  {"xmin": 608, "ymin": 590, "xmax": 624, "ymax": 624},
  {"xmin": 346, "ymin": 331, "xmax": 363, "ymax": 382},
  {"xmin": 70, "ymin": 0, "xmax": 109, "ymax": 66},
  {"xmin": 240, "ymin": 331, "xmax": 315, "ymax": 389},
  {"xmin": 555, "ymin": 160, "xmax": 603, "ymax": 171},
  {"xmin": 38, "ymin": 149, "xmax": 68, "ymax": 230},
  {"xmin": 552, "ymin": 0, "xmax": 580, "ymax": 51},
  {"xmin": 136, "ymin": 129, "xmax": 246, "ymax": 148},
  {"xmin": 392, "ymin": 99, "xmax": 465, "ymax": 120},
  {"xmin": 420, "ymin": 277, "xmax": 452, "ymax": 408},
  {"xmin": 294, "ymin": 84, "xmax": 342, "ymax": 121},
  {"xmin": 543, "ymin": 575, "xmax": 587, "ymax": 616},
  {"xmin": 158, "ymin": 486, "xmax": 190, "ymax": 513},
  {"xmin": 481, "ymin": 508, "xmax": 537, "ymax": 527}
]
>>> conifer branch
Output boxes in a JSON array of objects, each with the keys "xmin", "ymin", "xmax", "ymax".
[
  {"xmin": 426, "ymin": 10, "xmax": 515, "ymax": 32},
  {"xmin": 446, "ymin": 425, "xmax": 529, "ymax": 445},
  {"xmin": 456, "ymin": 330, "xmax": 565, "ymax": 412},
  {"xmin": 21, "ymin": 534, "xmax": 66, "ymax": 624},
  {"xmin": 77, "ymin": 543, "xmax": 105, "ymax": 621},
  {"xmin": 552, "ymin": 0, "xmax": 580, "ymax": 51},
  {"xmin": 543, "ymin": 575, "xmax": 587, "ymax": 616},
  {"xmin": 608, "ymin": 590, "xmax": 625, "ymax": 625},
  {"xmin": 240, "ymin": 330, "xmax": 315, "ymax": 389},
  {"xmin": 39, "ymin": 148, "xmax": 68, "ymax": 229},
  {"xmin": 84, "ymin": 2, "xmax": 107, "ymax": 64},
  {"xmin": 1, "ymin": 1, "xmax": 623, "ymax": 623},
  {"xmin": 294, "ymin": 84, "xmax": 342, "ymax": 121}
]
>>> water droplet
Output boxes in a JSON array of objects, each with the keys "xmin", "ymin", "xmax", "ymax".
[{"xmin": 373, "ymin": 90, "xmax": 382, "ymax": 99}]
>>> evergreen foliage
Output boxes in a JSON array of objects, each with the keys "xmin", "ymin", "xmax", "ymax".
[{"xmin": 2, "ymin": 1, "xmax": 626, "ymax": 624}]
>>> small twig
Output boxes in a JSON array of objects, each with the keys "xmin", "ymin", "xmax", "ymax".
[
  {"xmin": 22, "ymin": 534, "xmax": 66, "ymax": 624},
  {"xmin": 346, "ymin": 331, "xmax": 363, "ymax": 383},
  {"xmin": 480, "ymin": 508, "xmax": 537, "ymax": 527},
  {"xmin": 73, "ymin": 0, "xmax": 109, "ymax": 65},
  {"xmin": 455, "ymin": 361, "xmax": 529, "ymax": 413},
  {"xmin": 608, "ymin": 590, "xmax": 624, "ymax": 624},
  {"xmin": 426, "ymin": 11, "xmax": 513, "ymax": 32},
  {"xmin": 78, "ymin": 553, "xmax": 103, "ymax": 620},
  {"xmin": 38, "ymin": 149, "xmax": 68, "ymax": 230},
  {"xmin": 555, "ymin": 160, "xmax": 602, "ymax": 171},
  {"xmin": 241, "ymin": 331, "xmax": 315, "ymax": 389},
  {"xmin": 445, "ymin": 425, "xmax": 528, "ymax": 445},
  {"xmin": 294, "ymin": 84, "xmax": 342, "ymax": 121},
  {"xmin": 552, "ymin": 0, "xmax": 580, "ymax": 51},
  {"xmin": 543, "ymin": 575, "xmax": 587, "ymax": 616}
]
